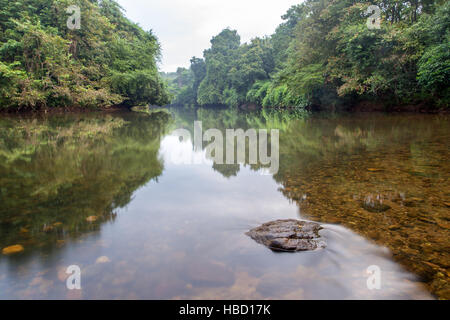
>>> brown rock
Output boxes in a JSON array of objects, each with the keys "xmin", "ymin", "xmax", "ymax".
[
  {"xmin": 86, "ymin": 216, "xmax": 98, "ymax": 223},
  {"xmin": 404, "ymin": 198, "xmax": 425, "ymax": 207},
  {"xmin": 362, "ymin": 200, "xmax": 391, "ymax": 213},
  {"xmin": 2, "ymin": 244, "xmax": 24, "ymax": 255},
  {"xmin": 437, "ymin": 220, "xmax": 450, "ymax": 230},
  {"xmin": 418, "ymin": 217, "xmax": 437, "ymax": 225},
  {"xmin": 95, "ymin": 256, "xmax": 111, "ymax": 264},
  {"xmin": 388, "ymin": 225, "xmax": 401, "ymax": 231}
]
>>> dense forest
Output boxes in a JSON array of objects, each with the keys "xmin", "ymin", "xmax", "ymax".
[
  {"xmin": 0, "ymin": 0, "xmax": 170, "ymax": 111},
  {"xmin": 167, "ymin": 0, "xmax": 449, "ymax": 111},
  {"xmin": 1, "ymin": 0, "xmax": 448, "ymax": 112}
]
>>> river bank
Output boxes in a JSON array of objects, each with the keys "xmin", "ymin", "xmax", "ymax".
[{"xmin": 1, "ymin": 97, "xmax": 448, "ymax": 116}]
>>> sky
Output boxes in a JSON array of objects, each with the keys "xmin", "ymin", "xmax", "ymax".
[{"xmin": 116, "ymin": 0, "xmax": 301, "ymax": 72}]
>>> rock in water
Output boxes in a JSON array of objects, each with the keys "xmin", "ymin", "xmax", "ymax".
[
  {"xmin": 96, "ymin": 256, "xmax": 111, "ymax": 264},
  {"xmin": 361, "ymin": 195, "xmax": 391, "ymax": 213},
  {"xmin": 362, "ymin": 201, "xmax": 391, "ymax": 213},
  {"xmin": 2, "ymin": 244, "xmax": 24, "ymax": 255},
  {"xmin": 246, "ymin": 220, "xmax": 326, "ymax": 252},
  {"xmin": 86, "ymin": 216, "xmax": 98, "ymax": 223}
]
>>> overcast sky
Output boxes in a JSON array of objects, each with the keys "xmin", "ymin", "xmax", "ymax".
[{"xmin": 116, "ymin": 0, "xmax": 301, "ymax": 72}]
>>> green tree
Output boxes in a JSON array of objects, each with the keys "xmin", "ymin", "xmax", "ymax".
[
  {"xmin": 197, "ymin": 29, "xmax": 241, "ymax": 105},
  {"xmin": 0, "ymin": 0, "xmax": 169, "ymax": 110}
]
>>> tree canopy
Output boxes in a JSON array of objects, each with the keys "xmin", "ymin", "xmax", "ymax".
[
  {"xmin": 0, "ymin": 0, "xmax": 170, "ymax": 110},
  {"xmin": 169, "ymin": 1, "xmax": 449, "ymax": 111}
]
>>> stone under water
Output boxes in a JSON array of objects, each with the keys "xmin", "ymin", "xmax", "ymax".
[
  {"xmin": 362, "ymin": 201, "xmax": 391, "ymax": 213},
  {"xmin": 2, "ymin": 245, "xmax": 24, "ymax": 255},
  {"xmin": 246, "ymin": 220, "xmax": 326, "ymax": 252}
]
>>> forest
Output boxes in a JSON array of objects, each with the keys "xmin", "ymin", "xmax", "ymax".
[
  {"xmin": 0, "ymin": 0, "xmax": 448, "ymax": 112},
  {"xmin": 0, "ymin": 0, "xmax": 170, "ymax": 111},
  {"xmin": 166, "ymin": 0, "xmax": 449, "ymax": 111}
]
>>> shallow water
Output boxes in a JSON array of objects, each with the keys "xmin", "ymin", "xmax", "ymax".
[{"xmin": 0, "ymin": 108, "xmax": 448, "ymax": 300}]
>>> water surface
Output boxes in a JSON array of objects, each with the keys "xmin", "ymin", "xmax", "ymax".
[{"xmin": 0, "ymin": 109, "xmax": 448, "ymax": 299}]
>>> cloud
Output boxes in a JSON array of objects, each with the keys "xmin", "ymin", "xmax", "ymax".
[{"xmin": 116, "ymin": 0, "xmax": 300, "ymax": 72}]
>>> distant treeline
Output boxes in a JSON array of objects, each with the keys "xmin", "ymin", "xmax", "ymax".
[
  {"xmin": 0, "ymin": 0, "xmax": 170, "ymax": 111},
  {"xmin": 165, "ymin": 0, "xmax": 449, "ymax": 111}
]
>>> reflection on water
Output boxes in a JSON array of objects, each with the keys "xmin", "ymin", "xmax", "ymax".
[{"xmin": 0, "ymin": 108, "xmax": 448, "ymax": 299}]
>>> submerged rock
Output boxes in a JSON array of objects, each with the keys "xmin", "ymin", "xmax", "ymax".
[
  {"xmin": 361, "ymin": 196, "xmax": 391, "ymax": 213},
  {"xmin": 96, "ymin": 256, "xmax": 111, "ymax": 264},
  {"xmin": 86, "ymin": 216, "xmax": 98, "ymax": 223},
  {"xmin": 404, "ymin": 197, "xmax": 425, "ymax": 207},
  {"xmin": 362, "ymin": 201, "xmax": 391, "ymax": 213},
  {"xmin": 185, "ymin": 260, "xmax": 234, "ymax": 286},
  {"xmin": 2, "ymin": 244, "xmax": 24, "ymax": 255},
  {"xmin": 246, "ymin": 220, "xmax": 326, "ymax": 252},
  {"xmin": 95, "ymin": 256, "xmax": 111, "ymax": 264}
]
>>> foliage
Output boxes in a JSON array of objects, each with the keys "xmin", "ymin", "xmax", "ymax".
[
  {"xmin": 171, "ymin": 1, "xmax": 449, "ymax": 110},
  {"xmin": 281, "ymin": 0, "xmax": 449, "ymax": 109},
  {"xmin": 0, "ymin": 0, "xmax": 169, "ymax": 110}
]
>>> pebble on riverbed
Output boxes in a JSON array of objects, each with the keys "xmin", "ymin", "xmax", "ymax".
[
  {"xmin": 2, "ymin": 244, "xmax": 24, "ymax": 255},
  {"xmin": 246, "ymin": 220, "xmax": 326, "ymax": 252},
  {"xmin": 96, "ymin": 256, "xmax": 111, "ymax": 264},
  {"xmin": 361, "ymin": 195, "xmax": 391, "ymax": 213},
  {"xmin": 86, "ymin": 216, "xmax": 98, "ymax": 223}
]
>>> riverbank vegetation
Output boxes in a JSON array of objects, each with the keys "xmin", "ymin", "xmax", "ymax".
[
  {"xmin": 1, "ymin": 1, "xmax": 448, "ymax": 112},
  {"xmin": 0, "ymin": 0, "xmax": 170, "ymax": 111},
  {"xmin": 167, "ymin": 0, "xmax": 449, "ymax": 111}
]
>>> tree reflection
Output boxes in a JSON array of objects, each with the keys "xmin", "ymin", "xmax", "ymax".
[{"xmin": 0, "ymin": 112, "xmax": 172, "ymax": 257}]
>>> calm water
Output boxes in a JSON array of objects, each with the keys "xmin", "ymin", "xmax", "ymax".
[{"xmin": 0, "ymin": 108, "xmax": 448, "ymax": 300}]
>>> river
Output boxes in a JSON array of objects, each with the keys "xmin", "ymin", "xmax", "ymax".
[{"xmin": 0, "ymin": 108, "xmax": 448, "ymax": 299}]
